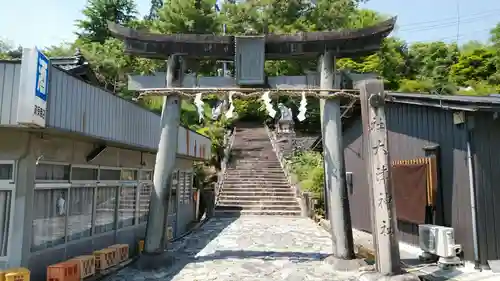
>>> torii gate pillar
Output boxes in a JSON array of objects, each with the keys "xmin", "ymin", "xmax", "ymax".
[
  {"xmin": 144, "ymin": 55, "xmax": 182, "ymax": 256},
  {"xmin": 319, "ymin": 51, "xmax": 365, "ymax": 270}
]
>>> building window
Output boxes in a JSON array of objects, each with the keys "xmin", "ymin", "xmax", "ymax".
[
  {"xmin": 0, "ymin": 164, "xmax": 13, "ymax": 181},
  {"xmin": 94, "ymin": 186, "xmax": 118, "ymax": 234},
  {"xmin": 121, "ymin": 170, "xmax": 138, "ymax": 181},
  {"xmin": 99, "ymin": 169, "xmax": 121, "ymax": 181},
  {"xmin": 185, "ymin": 172, "xmax": 193, "ymax": 204},
  {"xmin": 140, "ymin": 170, "xmax": 153, "ymax": 181},
  {"xmin": 179, "ymin": 172, "xmax": 191, "ymax": 204},
  {"xmin": 118, "ymin": 185, "xmax": 137, "ymax": 228},
  {"xmin": 67, "ymin": 186, "xmax": 94, "ymax": 241},
  {"xmin": 0, "ymin": 190, "xmax": 12, "ymax": 256},
  {"xmin": 36, "ymin": 164, "xmax": 70, "ymax": 181},
  {"xmin": 31, "ymin": 188, "xmax": 68, "ymax": 251},
  {"xmin": 138, "ymin": 183, "xmax": 152, "ymax": 224},
  {"xmin": 71, "ymin": 167, "xmax": 98, "ymax": 181}
]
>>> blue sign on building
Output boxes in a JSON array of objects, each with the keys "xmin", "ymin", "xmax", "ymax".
[{"xmin": 34, "ymin": 50, "xmax": 49, "ymax": 102}]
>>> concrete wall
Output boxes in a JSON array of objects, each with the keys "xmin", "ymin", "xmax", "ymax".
[{"xmin": 0, "ymin": 128, "xmax": 196, "ymax": 280}]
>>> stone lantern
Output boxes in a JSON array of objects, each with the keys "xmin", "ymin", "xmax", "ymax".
[{"xmin": 276, "ymin": 103, "xmax": 294, "ymax": 134}]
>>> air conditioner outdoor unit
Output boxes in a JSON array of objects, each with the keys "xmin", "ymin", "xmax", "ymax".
[{"xmin": 419, "ymin": 224, "xmax": 463, "ymax": 268}]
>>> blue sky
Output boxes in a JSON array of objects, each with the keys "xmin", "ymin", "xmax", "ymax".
[{"xmin": 0, "ymin": 0, "xmax": 499, "ymax": 49}]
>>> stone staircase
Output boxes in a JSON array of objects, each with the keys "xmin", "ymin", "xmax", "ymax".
[{"xmin": 215, "ymin": 123, "xmax": 301, "ymax": 216}]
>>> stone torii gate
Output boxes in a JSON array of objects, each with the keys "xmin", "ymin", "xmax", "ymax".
[{"xmin": 109, "ymin": 18, "xmax": 418, "ymax": 281}]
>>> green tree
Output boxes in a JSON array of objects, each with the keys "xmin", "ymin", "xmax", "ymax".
[
  {"xmin": 43, "ymin": 43, "xmax": 76, "ymax": 57},
  {"xmin": 76, "ymin": 0, "xmax": 138, "ymax": 43},
  {"xmin": 0, "ymin": 39, "xmax": 13, "ymax": 59},
  {"xmin": 450, "ymin": 47, "xmax": 496, "ymax": 86},
  {"xmin": 77, "ymin": 38, "xmax": 132, "ymax": 93},
  {"xmin": 154, "ymin": 0, "xmax": 219, "ymax": 34},
  {"xmin": 146, "ymin": 0, "xmax": 163, "ymax": 20}
]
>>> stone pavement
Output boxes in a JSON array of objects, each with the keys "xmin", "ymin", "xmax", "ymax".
[{"xmin": 104, "ymin": 216, "xmax": 366, "ymax": 281}]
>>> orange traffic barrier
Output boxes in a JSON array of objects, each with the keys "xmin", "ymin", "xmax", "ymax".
[
  {"xmin": 69, "ymin": 255, "xmax": 95, "ymax": 279},
  {"xmin": 93, "ymin": 248, "xmax": 118, "ymax": 271},
  {"xmin": 47, "ymin": 260, "xmax": 80, "ymax": 281},
  {"xmin": 0, "ymin": 268, "xmax": 30, "ymax": 281},
  {"xmin": 108, "ymin": 244, "xmax": 129, "ymax": 263}
]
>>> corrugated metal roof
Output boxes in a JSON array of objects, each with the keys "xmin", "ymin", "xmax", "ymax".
[
  {"xmin": 387, "ymin": 92, "xmax": 500, "ymax": 111},
  {"xmin": 389, "ymin": 92, "xmax": 500, "ymax": 105}
]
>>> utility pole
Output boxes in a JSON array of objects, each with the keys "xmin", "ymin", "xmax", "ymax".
[
  {"xmin": 143, "ymin": 55, "xmax": 182, "ymax": 256},
  {"xmin": 319, "ymin": 51, "xmax": 361, "ymax": 269},
  {"xmin": 358, "ymin": 79, "xmax": 419, "ymax": 281}
]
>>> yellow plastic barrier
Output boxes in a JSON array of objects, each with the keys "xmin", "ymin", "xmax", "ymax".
[
  {"xmin": 0, "ymin": 267, "xmax": 30, "ymax": 281},
  {"xmin": 69, "ymin": 255, "xmax": 96, "ymax": 279},
  {"xmin": 138, "ymin": 240, "xmax": 144, "ymax": 254},
  {"xmin": 93, "ymin": 248, "xmax": 118, "ymax": 271}
]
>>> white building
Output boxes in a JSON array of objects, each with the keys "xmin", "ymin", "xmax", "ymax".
[{"xmin": 0, "ymin": 48, "xmax": 211, "ymax": 279}]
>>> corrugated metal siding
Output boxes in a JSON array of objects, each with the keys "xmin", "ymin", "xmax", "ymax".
[
  {"xmin": 0, "ymin": 62, "xmax": 21, "ymax": 125},
  {"xmin": 344, "ymin": 102, "xmax": 474, "ymax": 260},
  {"xmin": 177, "ymin": 126, "xmax": 212, "ymax": 160},
  {"xmin": 343, "ymin": 118, "xmax": 371, "ymax": 232},
  {"xmin": 47, "ymin": 67, "xmax": 160, "ymax": 150},
  {"xmin": 472, "ymin": 112, "xmax": 500, "ymax": 264}
]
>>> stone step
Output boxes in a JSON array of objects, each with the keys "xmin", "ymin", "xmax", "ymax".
[
  {"xmin": 224, "ymin": 174, "xmax": 287, "ymax": 179},
  {"xmin": 231, "ymin": 156, "xmax": 277, "ymax": 159},
  {"xmin": 216, "ymin": 204, "xmax": 301, "ymax": 211},
  {"xmin": 226, "ymin": 168, "xmax": 284, "ymax": 173},
  {"xmin": 232, "ymin": 153, "xmax": 274, "ymax": 155},
  {"xmin": 233, "ymin": 160, "xmax": 281, "ymax": 164},
  {"xmin": 226, "ymin": 168, "xmax": 285, "ymax": 176},
  {"xmin": 221, "ymin": 187, "xmax": 293, "ymax": 193},
  {"xmin": 218, "ymin": 195, "xmax": 296, "ymax": 201},
  {"xmin": 224, "ymin": 174, "xmax": 286, "ymax": 179},
  {"xmin": 220, "ymin": 190, "xmax": 295, "ymax": 197},
  {"xmin": 230, "ymin": 166, "xmax": 283, "ymax": 169},
  {"xmin": 217, "ymin": 199, "xmax": 298, "ymax": 206},
  {"xmin": 224, "ymin": 173, "xmax": 286, "ymax": 178},
  {"xmin": 223, "ymin": 182, "xmax": 290, "ymax": 187},
  {"xmin": 229, "ymin": 165, "xmax": 280, "ymax": 171},
  {"xmin": 223, "ymin": 180, "xmax": 289, "ymax": 185},
  {"xmin": 230, "ymin": 164, "xmax": 282, "ymax": 169},
  {"xmin": 214, "ymin": 209, "xmax": 301, "ymax": 217}
]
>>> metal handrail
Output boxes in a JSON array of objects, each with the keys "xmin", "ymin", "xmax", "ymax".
[{"xmin": 264, "ymin": 124, "xmax": 301, "ymax": 197}]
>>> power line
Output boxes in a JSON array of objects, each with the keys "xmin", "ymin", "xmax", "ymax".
[
  {"xmin": 397, "ymin": 8, "xmax": 500, "ymax": 29},
  {"xmin": 397, "ymin": 11, "xmax": 499, "ymax": 32},
  {"xmin": 404, "ymin": 28, "xmax": 492, "ymax": 44}
]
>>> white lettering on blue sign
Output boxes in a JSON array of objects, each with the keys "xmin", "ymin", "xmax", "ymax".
[{"xmin": 35, "ymin": 51, "xmax": 49, "ymax": 102}]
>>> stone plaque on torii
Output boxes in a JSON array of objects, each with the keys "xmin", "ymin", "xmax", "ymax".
[{"xmin": 108, "ymin": 17, "xmax": 418, "ymax": 280}]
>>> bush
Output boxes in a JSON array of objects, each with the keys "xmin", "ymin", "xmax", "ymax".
[{"xmin": 289, "ymin": 151, "xmax": 325, "ymax": 215}]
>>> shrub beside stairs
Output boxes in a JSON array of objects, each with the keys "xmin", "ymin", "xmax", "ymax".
[{"xmin": 215, "ymin": 124, "xmax": 301, "ymax": 216}]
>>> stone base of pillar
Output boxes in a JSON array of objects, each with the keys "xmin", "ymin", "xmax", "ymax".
[
  {"xmin": 134, "ymin": 254, "xmax": 175, "ymax": 270},
  {"xmin": 358, "ymin": 272, "xmax": 420, "ymax": 281},
  {"xmin": 323, "ymin": 255, "xmax": 368, "ymax": 271}
]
